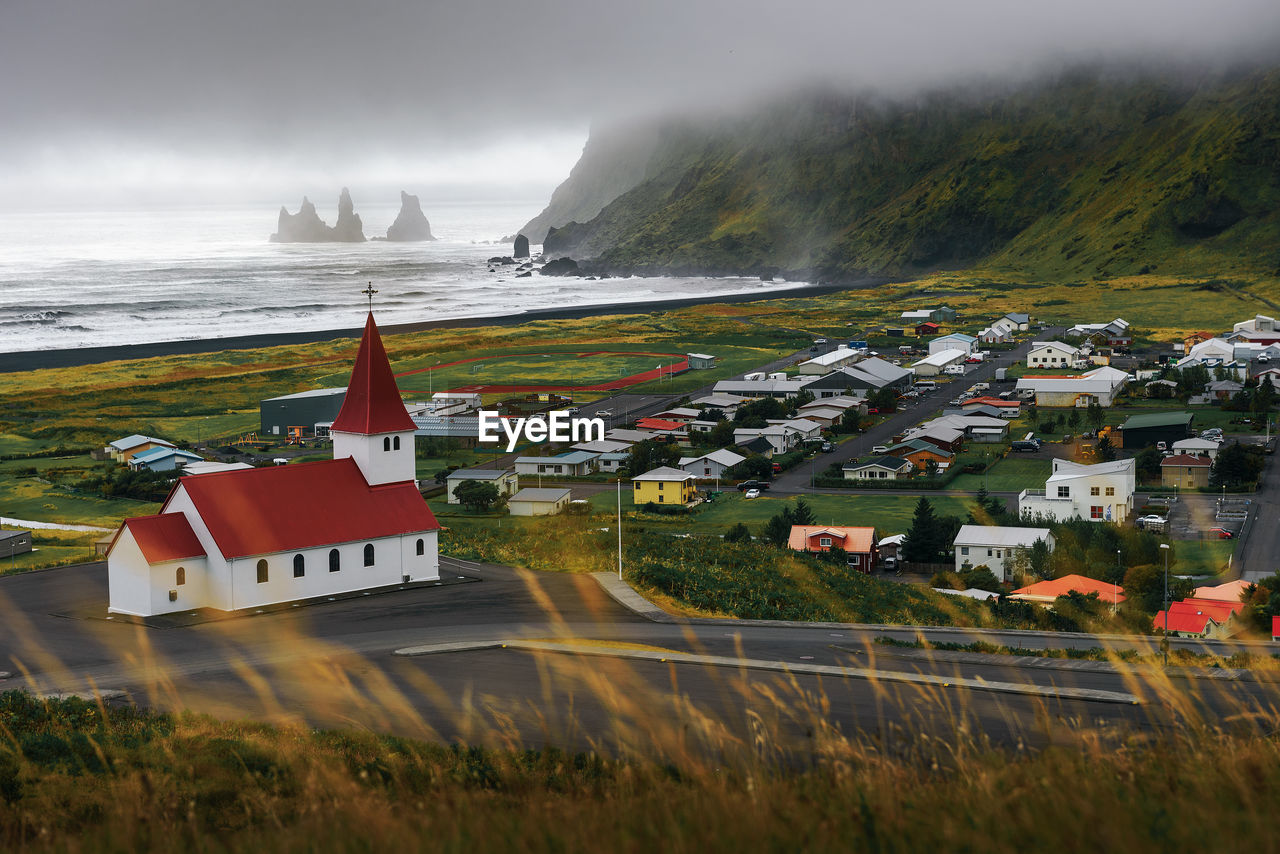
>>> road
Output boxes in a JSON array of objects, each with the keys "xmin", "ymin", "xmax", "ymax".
[
  {"xmin": 4, "ymin": 556, "xmax": 1279, "ymax": 756},
  {"xmin": 771, "ymin": 328, "xmax": 1063, "ymax": 493}
]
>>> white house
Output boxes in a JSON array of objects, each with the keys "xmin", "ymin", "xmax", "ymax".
[
  {"xmin": 106, "ymin": 313, "xmax": 440, "ymax": 618},
  {"xmin": 1026, "ymin": 341, "xmax": 1081, "ymax": 369},
  {"xmin": 929, "ymin": 334, "xmax": 978, "ymax": 356},
  {"xmin": 953, "ymin": 525, "xmax": 1055, "ymax": 581},
  {"xmin": 797, "ymin": 346, "xmax": 862, "ymax": 374},
  {"xmin": 1018, "ymin": 458, "xmax": 1136, "ymax": 524},
  {"xmin": 445, "ymin": 469, "xmax": 519, "ymax": 504},
  {"xmin": 677, "ymin": 448, "xmax": 746, "ymax": 479},
  {"xmin": 513, "ymin": 451, "xmax": 599, "ymax": 476},
  {"xmin": 843, "ymin": 456, "xmax": 912, "ymax": 481},
  {"xmin": 128, "ymin": 447, "xmax": 204, "ymax": 472},
  {"xmin": 978, "ymin": 323, "xmax": 1013, "ymax": 344},
  {"xmin": 1002, "ymin": 313, "xmax": 1031, "ymax": 332},
  {"xmin": 1015, "ymin": 366, "xmax": 1130, "ymax": 407},
  {"xmin": 911, "ymin": 349, "xmax": 968, "ymax": 377},
  {"xmin": 1171, "ymin": 438, "xmax": 1221, "ymax": 460}
]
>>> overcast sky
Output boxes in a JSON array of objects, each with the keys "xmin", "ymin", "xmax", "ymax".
[{"xmin": 3, "ymin": 0, "xmax": 1278, "ymax": 207}]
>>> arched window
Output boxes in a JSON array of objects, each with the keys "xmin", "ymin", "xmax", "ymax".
[
  {"xmin": 383, "ymin": 437, "xmax": 391, "ymax": 451},
  {"xmin": 393, "ymin": 436, "xmax": 401, "ymax": 451},
  {"xmin": 363, "ymin": 543, "xmax": 375, "ymax": 567},
  {"xmin": 175, "ymin": 566, "xmax": 186, "ymax": 586},
  {"xmin": 329, "ymin": 548, "xmax": 340, "ymax": 573},
  {"xmin": 256, "ymin": 559, "xmax": 268, "ymax": 583},
  {"xmin": 415, "ymin": 538, "xmax": 424, "ymax": 556},
  {"xmin": 293, "ymin": 553, "xmax": 305, "ymax": 578}
]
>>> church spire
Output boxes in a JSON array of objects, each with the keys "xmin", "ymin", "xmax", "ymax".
[{"xmin": 331, "ymin": 313, "xmax": 415, "ymax": 435}]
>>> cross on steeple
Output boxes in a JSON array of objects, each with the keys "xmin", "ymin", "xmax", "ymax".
[{"xmin": 362, "ymin": 282, "xmax": 378, "ymax": 312}]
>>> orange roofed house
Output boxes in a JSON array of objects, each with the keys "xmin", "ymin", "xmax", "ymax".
[
  {"xmin": 788, "ymin": 525, "xmax": 877, "ymax": 573},
  {"xmin": 1009, "ymin": 574, "xmax": 1125, "ymax": 606},
  {"xmin": 106, "ymin": 313, "xmax": 441, "ymax": 617}
]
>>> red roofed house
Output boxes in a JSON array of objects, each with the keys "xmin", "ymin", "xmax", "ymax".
[
  {"xmin": 107, "ymin": 313, "xmax": 440, "ymax": 617},
  {"xmin": 1160, "ymin": 453, "xmax": 1212, "ymax": 489},
  {"xmin": 1153, "ymin": 598, "xmax": 1246, "ymax": 639},
  {"xmin": 1009, "ymin": 574, "xmax": 1126, "ymax": 606},
  {"xmin": 787, "ymin": 525, "xmax": 877, "ymax": 573},
  {"xmin": 1273, "ymin": 616, "xmax": 1280, "ymax": 643}
]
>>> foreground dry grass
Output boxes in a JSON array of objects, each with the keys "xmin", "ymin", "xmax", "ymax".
[{"xmin": 1, "ymin": 687, "xmax": 1278, "ymax": 853}]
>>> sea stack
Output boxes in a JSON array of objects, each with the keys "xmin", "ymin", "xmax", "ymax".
[
  {"xmin": 332, "ymin": 187, "xmax": 366, "ymax": 242},
  {"xmin": 386, "ymin": 191, "xmax": 436, "ymax": 241},
  {"xmin": 513, "ymin": 233, "xmax": 530, "ymax": 259},
  {"xmin": 269, "ymin": 189, "xmax": 366, "ymax": 242}
]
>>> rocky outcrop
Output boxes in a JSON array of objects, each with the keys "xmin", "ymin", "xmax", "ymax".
[
  {"xmin": 539, "ymin": 257, "xmax": 581, "ymax": 277},
  {"xmin": 386, "ymin": 191, "xmax": 436, "ymax": 241},
  {"xmin": 270, "ymin": 188, "xmax": 366, "ymax": 243},
  {"xmin": 513, "ymin": 233, "xmax": 530, "ymax": 258}
]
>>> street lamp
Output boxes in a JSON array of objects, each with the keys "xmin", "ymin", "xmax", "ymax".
[
  {"xmin": 1114, "ymin": 548, "xmax": 1121, "ymax": 616},
  {"xmin": 1159, "ymin": 543, "xmax": 1171, "ymax": 666}
]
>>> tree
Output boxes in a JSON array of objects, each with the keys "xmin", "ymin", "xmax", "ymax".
[
  {"xmin": 1096, "ymin": 436, "xmax": 1116, "ymax": 462},
  {"xmin": 901, "ymin": 497, "xmax": 941, "ymax": 563},
  {"xmin": 452, "ymin": 480, "xmax": 503, "ymax": 513},
  {"xmin": 868, "ymin": 388, "xmax": 898, "ymax": 412},
  {"xmin": 734, "ymin": 397, "xmax": 787, "ymax": 427},
  {"xmin": 1135, "ymin": 448, "xmax": 1162, "ymax": 482},
  {"xmin": 724, "ymin": 523, "xmax": 753, "ymax": 543},
  {"xmin": 708, "ymin": 419, "xmax": 736, "ymax": 447},
  {"xmin": 626, "ymin": 439, "xmax": 680, "ymax": 476},
  {"xmin": 1210, "ymin": 442, "xmax": 1264, "ymax": 489},
  {"xmin": 1086, "ymin": 400, "xmax": 1105, "ymax": 429},
  {"xmin": 791, "ymin": 498, "xmax": 816, "ymax": 525},
  {"xmin": 730, "ymin": 454, "xmax": 774, "ymax": 481},
  {"xmin": 762, "ymin": 511, "xmax": 795, "ymax": 547},
  {"xmin": 838, "ymin": 409, "xmax": 862, "ymax": 434}
]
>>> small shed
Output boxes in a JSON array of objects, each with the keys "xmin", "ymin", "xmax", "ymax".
[
  {"xmin": 507, "ymin": 487, "xmax": 572, "ymax": 516},
  {"xmin": 687, "ymin": 353, "xmax": 717, "ymax": 370},
  {"xmin": 0, "ymin": 530, "xmax": 33, "ymax": 559},
  {"xmin": 445, "ymin": 469, "xmax": 519, "ymax": 505}
]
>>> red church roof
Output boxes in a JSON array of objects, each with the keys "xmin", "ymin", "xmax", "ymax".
[
  {"xmin": 331, "ymin": 313, "xmax": 416, "ymax": 435},
  {"xmin": 113, "ymin": 513, "xmax": 206, "ymax": 564},
  {"xmin": 175, "ymin": 458, "xmax": 438, "ymax": 559}
]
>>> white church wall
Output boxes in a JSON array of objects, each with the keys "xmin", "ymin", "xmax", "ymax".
[
  {"xmin": 399, "ymin": 530, "xmax": 440, "ymax": 582},
  {"xmin": 149, "ymin": 556, "xmax": 210, "ymax": 615},
  {"xmin": 107, "ymin": 529, "xmax": 155, "ymax": 616},
  {"xmin": 164, "ymin": 486, "xmax": 234, "ymax": 610}
]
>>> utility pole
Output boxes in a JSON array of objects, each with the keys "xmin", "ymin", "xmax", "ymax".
[
  {"xmin": 617, "ymin": 477, "xmax": 623, "ymax": 580},
  {"xmin": 1160, "ymin": 542, "xmax": 1171, "ymax": 666}
]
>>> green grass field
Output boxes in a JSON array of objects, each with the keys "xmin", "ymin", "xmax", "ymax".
[
  {"xmin": 0, "ymin": 526, "xmax": 99, "ymax": 574},
  {"xmin": 948, "ymin": 456, "xmax": 1052, "ymax": 492}
]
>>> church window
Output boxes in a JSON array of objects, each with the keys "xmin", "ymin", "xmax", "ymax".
[
  {"xmin": 416, "ymin": 538, "xmax": 424, "ymax": 556},
  {"xmin": 329, "ymin": 549, "xmax": 340, "ymax": 572},
  {"xmin": 383, "ymin": 437, "xmax": 391, "ymax": 452},
  {"xmin": 293, "ymin": 553, "xmax": 305, "ymax": 578},
  {"xmin": 256, "ymin": 559, "xmax": 268, "ymax": 583},
  {"xmin": 393, "ymin": 436, "xmax": 401, "ymax": 451},
  {"xmin": 364, "ymin": 543, "xmax": 375, "ymax": 566},
  {"xmin": 175, "ymin": 566, "xmax": 185, "ymax": 586}
]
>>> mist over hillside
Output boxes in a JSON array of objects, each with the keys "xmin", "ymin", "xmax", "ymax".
[{"xmin": 527, "ymin": 64, "xmax": 1280, "ymax": 282}]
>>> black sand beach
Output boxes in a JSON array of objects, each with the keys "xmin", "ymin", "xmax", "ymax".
[{"xmin": 0, "ymin": 279, "xmax": 888, "ymax": 373}]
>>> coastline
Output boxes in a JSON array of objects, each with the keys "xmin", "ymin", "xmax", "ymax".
[{"xmin": 0, "ymin": 278, "xmax": 889, "ymax": 373}]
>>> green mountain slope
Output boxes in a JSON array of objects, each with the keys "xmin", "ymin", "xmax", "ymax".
[{"xmin": 537, "ymin": 67, "xmax": 1280, "ymax": 280}]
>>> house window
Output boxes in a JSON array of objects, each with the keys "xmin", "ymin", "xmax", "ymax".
[
  {"xmin": 293, "ymin": 553, "xmax": 305, "ymax": 578},
  {"xmin": 383, "ymin": 437, "xmax": 391, "ymax": 452},
  {"xmin": 996, "ymin": 550, "xmax": 1003, "ymax": 559},
  {"xmin": 363, "ymin": 543, "xmax": 375, "ymax": 567},
  {"xmin": 256, "ymin": 559, "xmax": 268, "ymax": 583},
  {"xmin": 329, "ymin": 549, "xmax": 340, "ymax": 573},
  {"xmin": 634, "ymin": 482, "xmax": 640, "ymax": 490},
  {"xmin": 416, "ymin": 538, "xmax": 425, "ymax": 556},
  {"xmin": 987, "ymin": 549, "xmax": 993, "ymax": 557},
  {"xmin": 1091, "ymin": 506, "xmax": 1104, "ymax": 519},
  {"xmin": 659, "ymin": 482, "xmax": 665, "ymax": 489},
  {"xmin": 175, "ymin": 566, "xmax": 185, "ymax": 586},
  {"xmin": 1057, "ymin": 486, "xmax": 1070, "ymax": 498},
  {"xmin": 961, "ymin": 547, "xmax": 969, "ymax": 556},
  {"xmin": 1106, "ymin": 486, "xmax": 1115, "ymax": 496},
  {"xmin": 1090, "ymin": 486, "xmax": 1100, "ymax": 496},
  {"xmin": 820, "ymin": 537, "xmax": 832, "ymax": 547},
  {"xmin": 393, "ymin": 436, "xmax": 401, "ymax": 451},
  {"xmin": 658, "ymin": 495, "xmax": 664, "ymax": 503},
  {"xmin": 849, "ymin": 555, "xmax": 860, "ymax": 566}
]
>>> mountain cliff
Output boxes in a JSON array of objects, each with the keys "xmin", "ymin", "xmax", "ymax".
[{"xmin": 533, "ymin": 66, "xmax": 1280, "ymax": 280}]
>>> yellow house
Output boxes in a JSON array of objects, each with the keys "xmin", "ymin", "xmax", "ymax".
[{"xmin": 631, "ymin": 466, "xmax": 698, "ymax": 506}]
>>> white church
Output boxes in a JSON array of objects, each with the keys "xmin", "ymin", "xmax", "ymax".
[{"xmin": 106, "ymin": 313, "xmax": 441, "ymax": 616}]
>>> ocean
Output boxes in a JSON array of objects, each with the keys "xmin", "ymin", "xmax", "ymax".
[{"xmin": 0, "ymin": 200, "xmax": 806, "ymax": 355}]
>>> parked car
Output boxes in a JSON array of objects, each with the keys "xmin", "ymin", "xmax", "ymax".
[
  {"xmin": 596, "ymin": 408, "xmax": 613, "ymax": 417},
  {"xmin": 1011, "ymin": 439, "xmax": 1042, "ymax": 452},
  {"xmin": 821, "ymin": 441, "xmax": 834, "ymax": 452},
  {"xmin": 770, "ymin": 462, "xmax": 783, "ymax": 473},
  {"xmin": 1210, "ymin": 526, "xmax": 1235, "ymax": 539},
  {"xmin": 867, "ymin": 407, "xmax": 880, "ymax": 414},
  {"xmin": 872, "ymin": 445, "xmax": 890, "ymax": 454},
  {"xmin": 744, "ymin": 489, "xmax": 761, "ymax": 500},
  {"xmin": 736, "ymin": 480, "xmax": 770, "ymax": 492},
  {"xmin": 1136, "ymin": 515, "xmax": 1166, "ymax": 531}
]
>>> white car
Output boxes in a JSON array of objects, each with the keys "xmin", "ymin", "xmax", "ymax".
[
  {"xmin": 744, "ymin": 489, "xmax": 761, "ymax": 499},
  {"xmin": 871, "ymin": 445, "xmax": 890, "ymax": 454}
]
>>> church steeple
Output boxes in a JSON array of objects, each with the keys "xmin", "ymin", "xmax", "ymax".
[
  {"xmin": 332, "ymin": 313, "xmax": 416, "ymax": 435},
  {"xmin": 331, "ymin": 312, "xmax": 417, "ymax": 485}
]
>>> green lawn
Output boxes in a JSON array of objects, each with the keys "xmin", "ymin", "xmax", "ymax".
[
  {"xmin": 949, "ymin": 456, "xmax": 1052, "ymax": 492},
  {"xmin": 140, "ymin": 411, "xmax": 259, "ymax": 445},
  {"xmin": 1171, "ymin": 539, "xmax": 1237, "ymax": 576},
  {"xmin": 0, "ymin": 457, "xmax": 160, "ymax": 527},
  {"xmin": 0, "ymin": 526, "xmax": 100, "ymax": 573}
]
